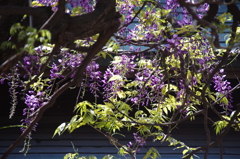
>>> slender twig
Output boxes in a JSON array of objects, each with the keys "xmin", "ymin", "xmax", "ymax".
[
  {"xmin": 92, "ymin": 84, "xmax": 205, "ymax": 127},
  {"xmin": 118, "ymin": 2, "xmax": 147, "ymax": 30},
  {"xmin": 183, "ymin": 103, "xmax": 240, "ymax": 159},
  {"xmin": 186, "ymin": 0, "xmax": 235, "ymax": 7},
  {"xmin": 182, "ymin": 50, "xmax": 230, "ymax": 159},
  {"xmin": 178, "ymin": 0, "xmax": 224, "ymax": 49},
  {"xmin": 106, "ymin": 45, "xmax": 156, "ymax": 55},
  {"xmin": 153, "ymin": 0, "xmax": 180, "ymax": 28},
  {"xmin": 0, "ymin": 3, "xmax": 120, "ymax": 158},
  {"xmin": 28, "ymin": 0, "xmax": 33, "ymax": 27},
  {"xmin": 219, "ymin": 138, "xmax": 223, "ymax": 159},
  {"xmin": 90, "ymin": 82, "xmax": 203, "ymax": 128},
  {"xmin": 178, "ymin": 0, "xmax": 217, "ymax": 30},
  {"xmin": 114, "ymin": 35, "xmax": 165, "ymax": 47},
  {"xmin": 226, "ymin": 0, "xmax": 240, "ymax": 23},
  {"xmin": 66, "ymin": 43, "xmax": 90, "ymax": 52},
  {"xmin": 122, "ymin": 110, "xmax": 204, "ymax": 126},
  {"xmin": 40, "ymin": 0, "xmax": 66, "ymax": 30},
  {"xmin": 24, "ymin": 44, "xmax": 61, "ymax": 93},
  {"xmin": 163, "ymin": 54, "xmax": 191, "ymax": 141},
  {"xmin": 178, "ymin": 1, "xmax": 233, "ymax": 157},
  {"xmin": 89, "ymin": 125, "xmax": 136, "ymax": 159},
  {"xmin": 201, "ymin": 52, "xmax": 230, "ymax": 158}
]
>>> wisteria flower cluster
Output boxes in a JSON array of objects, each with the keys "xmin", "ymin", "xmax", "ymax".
[
  {"xmin": 213, "ymin": 69, "xmax": 233, "ymax": 113},
  {"xmin": 127, "ymin": 133, "xmax": 146, "ymax": 153},
  {"xmin": 1, "ymin": 0, "xmax": 239, "ymax": 158}
]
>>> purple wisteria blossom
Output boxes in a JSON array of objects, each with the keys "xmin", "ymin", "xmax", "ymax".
[
  {"xmin": 102, "ymin": 55, "xmax": 136, "ymax": 99},
  {"xmin": 22, "ymin": 91, "xmax": 46, "ymax": 131},
  {"xmin": 126, "ymin": 133, "xmax": 146, "ymax": 154},
  {"xmin": 213, "ymin": 69, "xmax": 233, "ymax": 113},
  {"xmin": 1, "ymin": 0, "xmax": 239, "ymax": 157},
  {"xmin": 133, "ymin": 133, "xmax": 146, "ymax": 147}
]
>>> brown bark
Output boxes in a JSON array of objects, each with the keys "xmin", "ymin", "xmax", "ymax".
[
  {"xmin": 0, "ymin": 0, "xmax": 120, "ymax": 158},
  {"xmin": 0, "ymin": 0, "xmax": 29, "ymax": 72},
  {"xmin": 0, "ymin": 0, "xmax": 120, "ymax": 73}
]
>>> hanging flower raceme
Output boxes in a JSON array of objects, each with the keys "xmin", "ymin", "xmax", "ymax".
[
  {"xmin": 22, "ymin": 91, "xmax": 46, "ymax": 130},
  {"xmin": 1, "ymin": 0, "xmax": 239, "ymax": 158},
  {"xmin": 213, "ymin": 69, "xmax": 233, "ymax": 113},
  {"xmin": 102, "ymin": 55, "xmax": 136, "ymax": 100},
  {"xmin": 20, "ymin": 91, "xmax": 47, "ymax": 154}
]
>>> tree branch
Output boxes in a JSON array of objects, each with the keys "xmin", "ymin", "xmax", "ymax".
[
  {"xmin": 40, "ymin": 0, "xmax": 66, "ymax": 30},
  {"xmin": 0, "ymin": 0, "xmax": 122, "ymax": 73},
  {"xmin": 154, "ymin": 0, "xmax": 180, "ymax": 28},
  {"xmin": 24, "ymin": 44, "xmax": 61, "ymax": 93},
  {"xmin": 0, "ymin": 6, "xmax": 47, "ymax": 16},
  {"xmin": 119, "ymin": 1, "xmax": 147, "ymax": 30},
  {"xmin": 0, "ymin": 0, "xmax": 120, "ymax": 158},
  {"xmin": 178, "ymin": 0, "xmax": 223, "ymax": 49},
  {"xmin": 122, "ymin": 110, "xmax": 204, "ymax": 126},
  {"xmin": 183, "ymin": 103, "xmax": 240, "ymax": 159},
  {"xmin": 66, "ymin": 43, "xmax": 90, "ymax": 52},
  {"xmin": 201, "ymin": 4, "xmax": 218, "ymax": 24}
]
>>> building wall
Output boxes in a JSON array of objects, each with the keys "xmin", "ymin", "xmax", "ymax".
[
  {"xmin": 0, "ymin": 84, "xmax": 240, "ymax": 159},
  {"xmin": 1, "ymin": 2, "xmax": 240, "ymax": 159},
  {"xmin": 1, "ymin": 115, "xmax": 240, "ymax": 159}
]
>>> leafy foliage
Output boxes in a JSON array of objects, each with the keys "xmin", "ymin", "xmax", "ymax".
[
  {"xmin": 1, "ymin": 23, "xmax": 51, "ymax": 53},
  {"xmin": 1, "ymin": 0, "xmax": 240, "ymax": 159}
]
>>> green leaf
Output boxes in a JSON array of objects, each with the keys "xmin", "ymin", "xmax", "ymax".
[
  {"xmin": 135, "ymin": 110, "xmax": 144, "ymax": 118},
  {"xmin": 112, "ymin": 56, "xmax": 122, "ymax": 64},
  {"xmin": 216, "ymin": 12, "xmax": 232, "ymax": 24},
  {"xmin": 118, "ymin": 147, "xmax": 127, "ymax": 156},
  {"xmin": 143, "ymin": 147, "xmax": 161, "ymax": 159},
  {"xmin": 18, "ymin": 30, "xmax": 27, "ymax": 41},
  {"xmin": 183, "ymin": 149, "xmax": 189, "ymax": 155},
  {"xmin": 163, "ymin": 107, "xmax": 168, "ymax": 115},
  {"xmin": 10, "ymin": 23, "xmax": 23, "ymax": 35},
  {"xmin": 116, "ymin": 90, "xmax": 126, "ymax": 99},
  {"xmin": 39, "ymin": 29, "xmax": 51, "ymax": 42},
  {"xmin": 108, "ymin": 75, "xmax": 122, "ymax": 82},
  {"xmin": 112, "ymin": 43, "xmax": 120, "ymax": 52},
  {"xmin": 0, "ymin": 41, "xmax": 15, "ymax": 50},
  {"xmin": 102, "ymin": 155, "xmax": 115, "ymax": 159},
  {"xmin": 176, "ymin": 25, "xmax": 196, "ymax": 35},
  {"xmin": 220, "ymin": 97, "xmax": 228, "ymax": 105},
  {"xmin": 64, "ymin": 153, "xmax": 77, "ymax": 159},
  {"xmin": 162, "ymin": 84, "xmax": 178, "ymax": 95},
  {"xmin": 0, "ymin": 125, "xmax": 27, "ymax": 129},
  {"xmin": 75, "ymin": 101, "xmax": 94, "ymax": 115},
  {"xmin": 88, "ymin": 156, "xmax": 97, "ymax": 159},
  {"xmin": 91, "ymin": 34, "xmax": 99, "ymax": 41},
  {"xmin": 213, "ymin": 120, "xmax": 228, "ymax": 134},
  {"xmin": 160, "ymin": 9, "xmax": 171, "ymax": 16},
  {"xmin": 53, "ymin": 122, "xmax": 67, "ymax": 137},
  {"xmin": 208, "ymin": 94, "xmax": 216, "ymax": 102},
  {"xmin": 143, "ymin": 148, "xmax": 152, "ymax": 159}
]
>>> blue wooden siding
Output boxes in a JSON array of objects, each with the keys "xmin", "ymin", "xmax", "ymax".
[
  {"xmin": 1, "ymin": 78, "xmax": 240, "ymax": 159},
  {"xmin": 1, "ymin": 3, "xmax": 240, "ymax": 159},
  {"xmin": 1, "ymin": 114, "xmax": 240, "ymax": 159}
]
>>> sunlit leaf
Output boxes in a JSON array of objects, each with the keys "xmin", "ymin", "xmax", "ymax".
[{"xmin": 108, "ymin": 75, "xmax": 122, "ymax": 82}]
